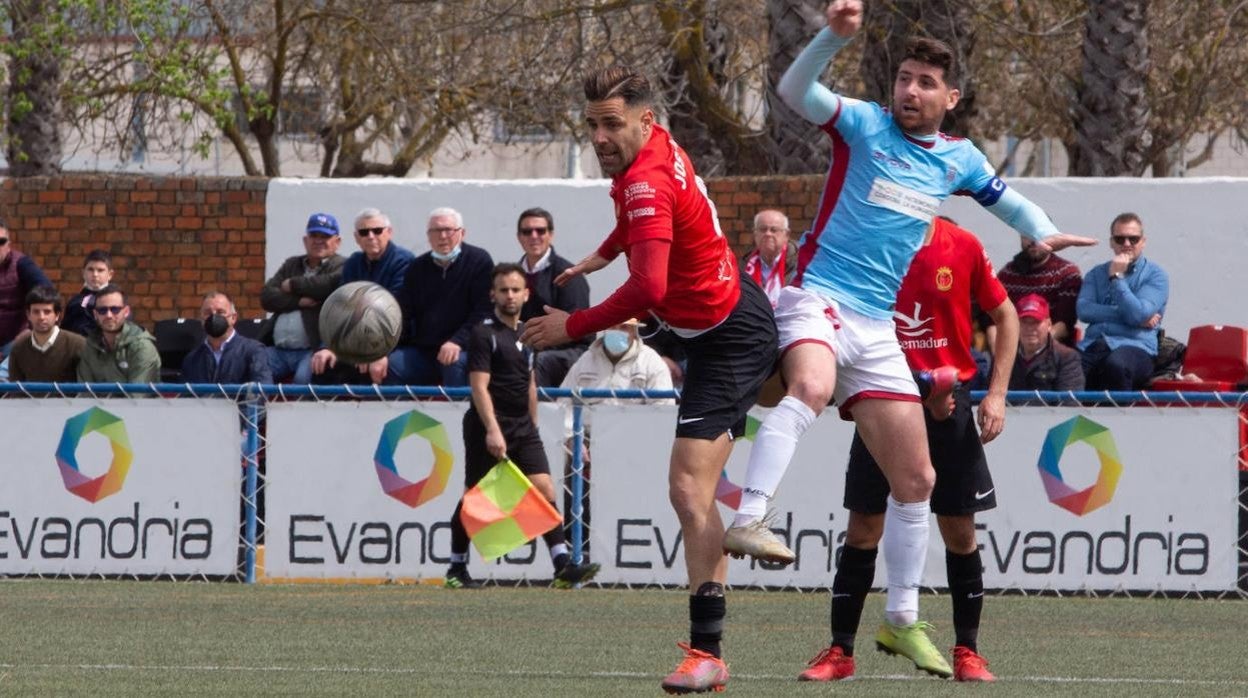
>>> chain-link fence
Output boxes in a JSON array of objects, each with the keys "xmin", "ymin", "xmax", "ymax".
[{"xmin": 2, "ymin": 384, "xmax": 1244, "ymax": 598}]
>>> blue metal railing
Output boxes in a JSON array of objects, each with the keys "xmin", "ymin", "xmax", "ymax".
[{"xmin": 3, "ymin": 382, "xmax": 1245, "ymax": 583}]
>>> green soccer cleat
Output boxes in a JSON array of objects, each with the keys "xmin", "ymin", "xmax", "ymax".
[
  {"xmin": 553, "ymin": 561, "xmax": 601, "ymax": 589},
  {"xmin": 875, "ymin": 621, "xmax": 953, "ymax": 678}
]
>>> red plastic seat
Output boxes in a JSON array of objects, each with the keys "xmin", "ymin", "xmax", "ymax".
[{"xmin": 1151, "ymin": 325, "xmax": 1248, "ymax": 392}]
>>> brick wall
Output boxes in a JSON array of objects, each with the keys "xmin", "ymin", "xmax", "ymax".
[
  {"xmin": 0, "ymin": 174, "xmax": 825, "ymax": 330},
  {"xmin": 706, "ymin": 175, "xmax": 826, "ymax": 256},
  {"xmin": 0, "ymin": 176, "xmax": 268, "ymax": 329}
]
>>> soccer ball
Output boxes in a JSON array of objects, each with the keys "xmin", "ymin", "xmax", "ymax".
[{"xmin": 319, "ymin": 281, "xmax": 402, "ymax": 364}]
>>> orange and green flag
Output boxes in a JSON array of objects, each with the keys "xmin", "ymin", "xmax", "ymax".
[{"xmin": 460, "ymin": 459, "xmax": 562, "ymax": 560}]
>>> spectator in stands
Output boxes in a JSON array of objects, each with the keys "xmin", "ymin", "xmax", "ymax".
[
  {"xmin": 740, "ymin": 209, "xmax": 798, "ymax": 308},
  {"xmin": 386, "ymin": 207, "xmax": 493, "ymax": 386},
  {"xmin": 1077, "ymin": 212, "xmax": 1169, "ymax": 391},
  {"xmin": 261, "ymin": 213, "xmax": 345, "ymax": 383},
  {"xmin": 180, "ymin": 291, "xmax": 272, "ymax": 384},
  {"xmin": 516, "ymin": 207, "xmax": 591, "ymax": 388},
  {"xmin": 995, "ymin": 234, "xmax": 1083, "ymax": 347},
  {"xmin": 8, "ymin": 286, "xmax": 85, "ymax": 382},
  {"xmin": 63, "ymin": 249, "xmax": 114, "ymax": 337},
  {"xmin": 643, "ymin": 327, "xmax": 687, "ymax": 388},
  {"xmin": 1008, "ymin": 294, "xmax": 1084, "ymax": 392},
  {"xmin": 0, "ymin": 219, "xmax": 52, "ymax": 365},
  {"xmin": 77, "ymin": 284, "xmax": 160, "ymax": 383},
  {"xmin": 310, "ymin": 207, "xmax": 413, "ymax": 384},
  {"xmin": 341, "ymin": 207, "xmax": 415, "ymax": 297},
  {"xmin": 560, "ymin": 317, "xmax": 673, "ymax": 443}
]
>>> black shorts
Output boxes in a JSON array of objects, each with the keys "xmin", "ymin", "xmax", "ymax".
[
  {"xmin": 676, "ymin": 276, "xmax": 779, "ymax": 440},
  {"xmin": 843, "ymin": 386, "xmax": 996, "ymax": 516},
  {"xmin": 463, "ymin": 410, "xmax": 551, "ymax": 487}
]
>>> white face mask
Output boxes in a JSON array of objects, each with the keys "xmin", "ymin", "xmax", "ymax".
[
  {"xmin": 602, "ymin": 329, "xmax": 631, "ymax": 356},
  {"xmin": 431, "ymin": 245, "xmax": 462, "ymax": 264}
]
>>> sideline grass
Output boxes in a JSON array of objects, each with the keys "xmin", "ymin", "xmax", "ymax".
[{"xmin": 1, "ymin": 580, "xmax": 1245, "ymax": 696}]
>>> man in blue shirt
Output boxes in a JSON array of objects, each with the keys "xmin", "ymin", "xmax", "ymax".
[{"xmin": 1077, "ymin": 212, "xmax": 1169, "ymax": 391}]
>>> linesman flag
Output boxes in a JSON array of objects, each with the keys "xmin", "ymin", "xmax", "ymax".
[{"xmin": 460, "ymin": 459, "xmax": 562, "ymax": 560}]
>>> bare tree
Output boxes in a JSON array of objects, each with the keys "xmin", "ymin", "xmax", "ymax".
[{"xmin": 765, "ymin": 0, "xmax": 832, "ymax": 174}]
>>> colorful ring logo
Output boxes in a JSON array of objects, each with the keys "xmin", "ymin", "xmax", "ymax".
[
  {"xmin": 1037, "ymin": 416, "xmax": 1122, "ymax": 516},
  {"xmin": 715, "ymin": 414, "xmax": 762, "ymax": 510},
  {"xmin": 55, "ymin": 407, "xmax": 132, "ymax": 503},
  {"xmin": 374, "ymin": 409, "xmax": 453, "ymax": 508}
]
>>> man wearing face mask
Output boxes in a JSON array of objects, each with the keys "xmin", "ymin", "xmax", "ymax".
[
  {"xmin": 63, "ymin": 249, "xmax": 115, "ymax": 337},
  {"xmin": 386, "ymin": 207, "xmax": 493, "ymax": 387},
  {"xmin": 77, "ymin": 284, "xmax": 161, "ymax": 383},
  {"xmin": 180, "ymin": 291, "xmax": 272, "ymax": 384}
]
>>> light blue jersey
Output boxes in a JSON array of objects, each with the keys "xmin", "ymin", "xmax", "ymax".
[
  {"xmin": 795, "ymin": 98, "xmax": 999, "ymax": 319},
  {"xmin": 779, "ymin": 28, "xmax": 1058, "ymax": 320}
]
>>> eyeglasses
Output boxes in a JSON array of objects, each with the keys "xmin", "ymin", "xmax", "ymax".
[
  {"xmin": 518, "ymin": 227, "xmax": 549, "ymax": 237},
  {"xmin": 1111, "ymin": 235, "xmax": 1143, "ymax": 245},
  {"xmin": 94, "ymin": 305, "xmax": 125, "ymax": 316},
  {"xmin": 754, "ymin": 226, "xmax": 788, "ymax": 234},
  {"xmin": 356, "ymin": 227, "xmax": 387, "ymax": 237},
  {"xmin": 428, "ymin": 226, "xmax": 462, "ymax": 236}
]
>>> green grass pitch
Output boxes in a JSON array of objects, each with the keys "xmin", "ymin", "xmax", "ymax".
[{"xmin": 1, "ymin": 580, "xmax": 1244, "ymax": 696}]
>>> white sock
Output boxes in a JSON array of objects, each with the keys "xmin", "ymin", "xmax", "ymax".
[
  {"xmin": 882, "ymin": 495, "xmax": 930, "ymax": 626},
  {"xmin": 733, "ymin": 396, "xmax": 817, "ymax": 526}
]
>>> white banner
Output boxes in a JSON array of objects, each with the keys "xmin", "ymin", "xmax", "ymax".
[
  {"xmin": 0, "ymin": 400, "xmax": 242, "ymax": 576},
  {"xmin": 264, "ymin": 401, "xmax": 568, "ymax": 581},
  {"xmin": 591, "ymin": 404, "xmax": 1240, "ymax": 592}
]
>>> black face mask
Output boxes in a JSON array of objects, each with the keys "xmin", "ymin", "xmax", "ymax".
[{"xmin": 204, "ymin": 313, "xmax": 230, "ymax": 338}]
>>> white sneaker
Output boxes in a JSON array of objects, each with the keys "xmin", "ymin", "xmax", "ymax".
[{"xmin": 722, "ymin": 516, "xmax": 795, "ymax": 564}]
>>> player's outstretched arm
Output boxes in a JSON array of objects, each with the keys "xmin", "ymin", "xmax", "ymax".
[
  {"xmin": 980, "ymin": 185, "xmax": 1097, "ymax": 252},
  {"xmin": 776, "ymin": 1, "xmax": 861, "ymax": 125}
]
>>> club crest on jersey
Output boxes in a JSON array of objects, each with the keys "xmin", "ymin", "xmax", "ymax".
[
  {"xmin": 935, "ymin": 266, "xmax": 954, "ymax": 291},
  {"xmin": 945, "ymin": 167, "xmax": 957, "ymax": 185}
]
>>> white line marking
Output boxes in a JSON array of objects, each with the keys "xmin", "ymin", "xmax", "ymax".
[{"xmin": 1, "ymin": 663, "xmax": 1246, "ymax": 686}]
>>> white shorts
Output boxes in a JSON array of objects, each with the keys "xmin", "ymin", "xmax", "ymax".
[{"xmin": 774, "ymin": 286, "xmax": 919, "ymax": 419}]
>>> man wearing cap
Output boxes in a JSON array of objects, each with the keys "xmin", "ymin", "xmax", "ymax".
[
  {"xmin": 1009, "ymin": 293, "xmax": 1084, "ymax": 392},
  {"xmin": 260, "ymin": 212, "xmax": 345, "ymax": 383}
]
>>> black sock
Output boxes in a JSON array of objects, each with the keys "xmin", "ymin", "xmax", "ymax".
[
  {"xmin": 830, "ymin": 545, "xmax": 877, "ymax": 657},
  {"xmin": 449, "ymin": 500, "xmax": 469, "ymax": 560},
  {"xmin": 947, "ymin": 549, "xmax": 984, "ymax": 652},
  {"xmin": 542, "ymin": 500, "xmax": 567, "ymax": 549},
  {"xmin": 690, "ymin": 583, "xmax": 726, "ymax": 658}
]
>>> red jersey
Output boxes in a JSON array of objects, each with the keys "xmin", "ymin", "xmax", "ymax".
[
  {"xmin": 893, "ymin": 218, "xmax": 1008, "ymax": 381},
  {"xmin": 565, "ymin": 124, "xmax": 739, "ymax": 338}
]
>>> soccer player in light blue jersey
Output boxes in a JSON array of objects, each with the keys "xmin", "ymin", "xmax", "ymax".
[{"xmin": 721, "ymin": 0, "xmax": 1096, "ymax": 678}]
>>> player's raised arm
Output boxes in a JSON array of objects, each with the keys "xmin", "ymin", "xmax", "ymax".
[{"xmin": 777, "ymin": 0, "xmax": 861, "ymax": 124}]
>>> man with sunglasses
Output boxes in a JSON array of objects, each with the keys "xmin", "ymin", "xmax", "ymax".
[
  {"xmin": 76, "ymin": 283, "xmax": 160, "ymax": 383},
  {"xmin": 515, "ymin": 207, "xmax": 590, "ymax": 388},
  {"xmin": 1077, "ymin": 212, "xmax": 1169, "ymax": 391},
  {"xmin": 0, "ymin": 220, "xmax": 52, "ymax": 378},
  {"xmin": 311, "ymin": 208, "xmax": 413, "ymax": 384}
]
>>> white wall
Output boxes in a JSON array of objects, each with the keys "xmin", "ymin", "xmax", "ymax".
[
  {"xmin": 942, "ymin": 177, "xmax": 1247, "ymax": 342},
  {"xmin": 268, "ymin": 177, "xmax": 1248, "ymax": 342}
]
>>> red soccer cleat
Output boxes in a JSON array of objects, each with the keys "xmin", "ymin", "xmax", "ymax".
[
  {"xmin": 798, "ymin": 645, "xmax": 855, "ymax": 681},
  {"xmin": 952, "ymin": 645, "xmax": 995, "ymax": 682},
  {"xmin": 661, "ymin": 642, "xmax": 729, "ymax": 694}
]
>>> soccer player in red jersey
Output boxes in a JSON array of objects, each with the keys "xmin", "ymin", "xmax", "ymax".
[
  {"xmin": 521, "ymin": 66, "xmax": 778, "ymax": 694},
  {"xmin": 801, "ymin": 216, "xmax": 1015, "ymax": 683}
]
